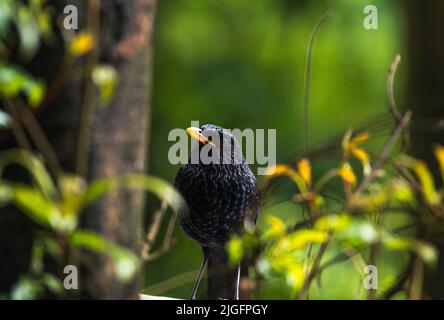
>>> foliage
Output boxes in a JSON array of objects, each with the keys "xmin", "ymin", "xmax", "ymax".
[
  {"xmin": 0, "ymin": 148, "xmax": 182, "ymax": 299},
  {"xmin": 0, "ymin": 1, "xmax": 117, "ymax": 112},
  {"xmin": 0, "ymin": 1, "xmax": 180, "ymax": 299},
  {"xmin": 228, "ymin": 132, "xmax": 444, "ymax": 298}
]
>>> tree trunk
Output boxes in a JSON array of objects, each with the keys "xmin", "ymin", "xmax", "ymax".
[
  {"xmin": 406, "ymin": 0, "xmax": 444, "ymax": 299},
  {"xmin": 0, "ymin": 0, "xmax": 156, "ymax": 299},
  {"xmin": 79, "ymin": 0, "xmax": 157, "ymax": 299}
]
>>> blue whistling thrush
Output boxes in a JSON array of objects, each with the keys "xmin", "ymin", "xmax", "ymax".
[{"xmin": 174, "ymin": 124, "xmax": 259, "ymax": 299}]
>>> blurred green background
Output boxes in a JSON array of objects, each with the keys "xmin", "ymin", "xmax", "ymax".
[{"xmin": 144, "ymin": 0, "xmax": 407, "ymax": 299}]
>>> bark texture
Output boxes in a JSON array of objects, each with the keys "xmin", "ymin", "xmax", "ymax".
[
  {"xmin": 80, "ymin": 0, "xmax": 156, "ymax": 299},
  {"xmin": 406, "ymin": 0, "xmax": 444, "ymax": 299}
]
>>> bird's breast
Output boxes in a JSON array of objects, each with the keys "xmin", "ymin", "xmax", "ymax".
[{"xmin": 175, "ymin": 163, "xmax": 259, "ymax": 247}]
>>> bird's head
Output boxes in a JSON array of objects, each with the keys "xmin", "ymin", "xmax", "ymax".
[{"xmin": 186, "ymin": 124, "xmax": 244, "ymax": 164}]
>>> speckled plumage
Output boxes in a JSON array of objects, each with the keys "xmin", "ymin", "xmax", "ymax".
[{"xmin": 174, "ymin": 124, "xmax": 259, "ymax": 249}]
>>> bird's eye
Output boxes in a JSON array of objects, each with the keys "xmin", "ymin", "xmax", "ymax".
[
  {"xmin": 199, "ymin": 129, "xmax": 202, "ymax": 133},
  {"xmin": 208, "ymin": 136, "xmax": 213, "ymax": 141}
]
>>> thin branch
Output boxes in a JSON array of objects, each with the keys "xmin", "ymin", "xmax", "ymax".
[
  {"xmin": 302, "ymin": 11, "xmax": 332, "ymax": 155},
  {"xmin": 39, "ymin": 55, "xmax": 75, "ymax": 110},
  {"xmin": 408, "ymin": 256, "xmax": 424, "ymax": 299},
  {"xmin": 75, "ymin": 0, "xmax": 101, "ymax": 177},
  {"xmin": 141, "ymin": 269, "xmax": 203, "ymax": 296},
  {"xmin": 141, "ymin": 200, "xmax": 168, "ymax": 257},
  {"xmin": 141, "ymin": 200, "xmax": 177, "ymax": 262},
  {"xmin": 143, "ymin": 213, "xmax": 177, "ymax": 262},
  {"xmin": 367, "ymin": 214, "xmax": 383, "ymax": 300},
  {"xmin": 3, "ymin": 100, "xmax": 32, "ymax": 151},
  {"xmin": 354, "ymin": 111, "xmax": 412, "ymax": 197},
  {"xmin": 380, "ymin": 262, "xmax": 411, "ymax": 299},
  {"xmin": 387, "ymin": 54, "xmax": 402, "ymax": 122},
  {"xmin": 297, "ymin": 238, "xmax": 330, "ymax": 300},
  {"xmin": 297, "ymin": 110, "xmax": 412, "ymax": 299},
  {"xmin": 14, "ymin": 98, "xmax": 63, "ymax": 177}
]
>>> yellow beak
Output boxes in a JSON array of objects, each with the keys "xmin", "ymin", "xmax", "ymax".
[{"xmin": 186, "ymin": 127, "xmax": 215, "ymax": 146}]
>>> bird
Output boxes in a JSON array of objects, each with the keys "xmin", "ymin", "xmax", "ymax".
[{"xmin": 174, "ymin": 124, "xmax": 259, "ymax": 300}]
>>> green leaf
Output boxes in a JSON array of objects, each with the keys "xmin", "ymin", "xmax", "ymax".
[
  {"xmin": 57, "ymin": 174, "xmax": 87, "ymax": 217},
  {"xmin": 0, "ymin": 63, "xmax": 46, "ymax": 107},
  {"xmin": 30, "ymin": 242, "xmax": 44, "ymax": 274},
  {"xmin": 0, "ymin": 0, "xmax": 14, "ymax": 38},
  {"xmin": 69, "ymin": 230, "xmax": 140, "ymax": 283},
  {"xmin": 92, "ymin": 65, "xmax": 118, "ymax": 106},
  {"xmin": 315, "ymin": 213, "xmax": 351, "ymax": 232},
  {"xmin": 262, "ymin": 215, "xmax": 286, "ymax": 240},
  {"xmin": 81, "ymin": 174, "xmax": 186, "ymax": 214},
  {"xmin": 11, "ymin": 184, "xmax": 76, "ymax": 232},
  {"xmin": 400, "ymin": 156, "xmax": 441, "ymax": 205},
  {"xmin": 282, "ymin": 229, "xmax": 328, "ymax": 251},
  {"xmin": 0, "ymin": 109, "xmax": 12, "ymax": 128},
  {"xmin": 11, "ymin": 275, "xmax": 44, "ymax": 300},
  {"xmin": 0, "ymin": 183, "xmax": 12, "ymax": 206},
  {"xmin": 41, "ymin": 273, "xmax": 63, "ymax": 295},
  {"xmin": 12, "ymin": 185, "xmax": 57, "ymax": 228},
  {"xmin": 0, "ymin": 63, "xmax": 27, "ymax": 97},
  {"xmin": 382, "ymin": 233, "xmax": 437, "ymax": 266},
  {"xmin": 0, "ymin": 148, "xmax": 57, "ymax": 198},
  {"xmin": 16, "ymin": 5, "xmax": 40, "ymax": 59},
  {"xmin": 24, "ymin": 79, "xmax": 46, "ymax": 108},
  {"xmin": 337, "ymin": 220, "xmax": 378, "ymax": 246},
  {"xmin": 227, "ymin": 236, "xmax": 243, "ymax": 265}
]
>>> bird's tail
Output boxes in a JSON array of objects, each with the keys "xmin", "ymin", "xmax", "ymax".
[{"xmin": 206, "ymin": 247, "xmax": 250, "ymax": 299}]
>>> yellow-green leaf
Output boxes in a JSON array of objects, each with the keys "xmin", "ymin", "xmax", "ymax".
[
  {"xmin": 338, "ymin": 163, "xmax": 357, "ymax": 186},
  {"xmin": 69, "ymin": 230, "xmax": 140, "ymax": 282},
  {"xmin": 263, "ymin": 215, "xmax": 286, "ymax": 240},
  {"xmin": 351, "ymin": 147, "xmax": 371, "ymax": 176},
  {"xmin": 434, "ymin": 144, "xmax": 444, "ymax": 181},
  {"xmin": 69, "ymin": 32, "xmax": 94, "ymax": 56},
  {"xmin": 297, "ymin": 158, "xmax": 312, "ymax": 187},
  {"xmin": 315, "ymin": 214, "xmax": 351, "ymax": 232},
  {"xmin": 265, "ymin": 164, "xmax": 306, "ymax": 192},
  {"xmin": 412, "ymin": 159, "xmax": 440, "ymax": 205}
]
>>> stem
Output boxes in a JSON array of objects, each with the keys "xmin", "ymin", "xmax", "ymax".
[
  {"xmin": 409, "ymin": 256, "xmax": 424, "ymax": 300},
  {"xmin": 387, "ymin": 54, "xmax": 402, "ymax": 122},
  {"xmin": 381, "ymin": 262, "xmax": 411, "ymax": 299},
  {"xmin": 3, "ymin": 99, "xmax": 32, "ymax": 151},
  {"xmin": 302, "ymin": 11, "xmax": 332, "ymax": 155},
  {"xmin": 141, "ymin": 200, "xmax": 177, "ymax": 262},
  {"xmin": 353, "ymin": 111, "xmax": 412, "ymax": 197},
  {"xmin": 14, "ymin": 99, "xmax": 63, "ymax": 177},
  {"xmin": 298, "ymin": 239, "xmax": 330, "ymax": 300},
  {"xmin": 75, "ymin": 0, "xmax": 101, "ymax": 176}
]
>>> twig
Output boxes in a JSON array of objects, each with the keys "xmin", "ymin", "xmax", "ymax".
[
  {"xmin": 141, "ymin": 200, "xmax": 177, "ymax": 262},
  {"xmin": 354, "ymin": 111, "xmax": 412, "ymax": 197},
  {"xmin": 387, "ymin": 54, "xmax": 402, "ymax": 123},
  {"xmin": 367, "ymin": 213, "xmax": 384, "ymax": 299},
  {"xmin": 143, "ymin": 214, "xmax": 177, "ymax": 262},
  {"xmin": 408, "ymin": 255, "xmax": 424, "ymax": 299},
  {"xmin": 40, "ymin": 55, "xmax": 75, "ymax": 110},
  {"xmin": 3, "ymin": 99, "xmax": 32, "ymax": 151},
  {"xmin": 297, "ymin": 238, "xmax": 329, "ymax": 300},
  {"xmin": 14, "ymin": 98, "xmax": 63, "ymax": 177},
  {"xmin": 141, "ymin": 269, "xmax": 203, "ymax": 296},
  {"xmin": 302, "ymin": 11, "xmax": 332, "ymax": 155},
  {"xmin": 380, "ymin": 262, "xmax": 411, "ymax": 299},
  {"xmin": 297, "ymin": 111, "xmax": 411, "ymax": 299},
  {"xmin": 141, "ymin": 200, "xmax": 168, "ymax": 257},
  {"xmin": 75, "ymin": 0, "xmax": 101, "ymax": 177}
]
